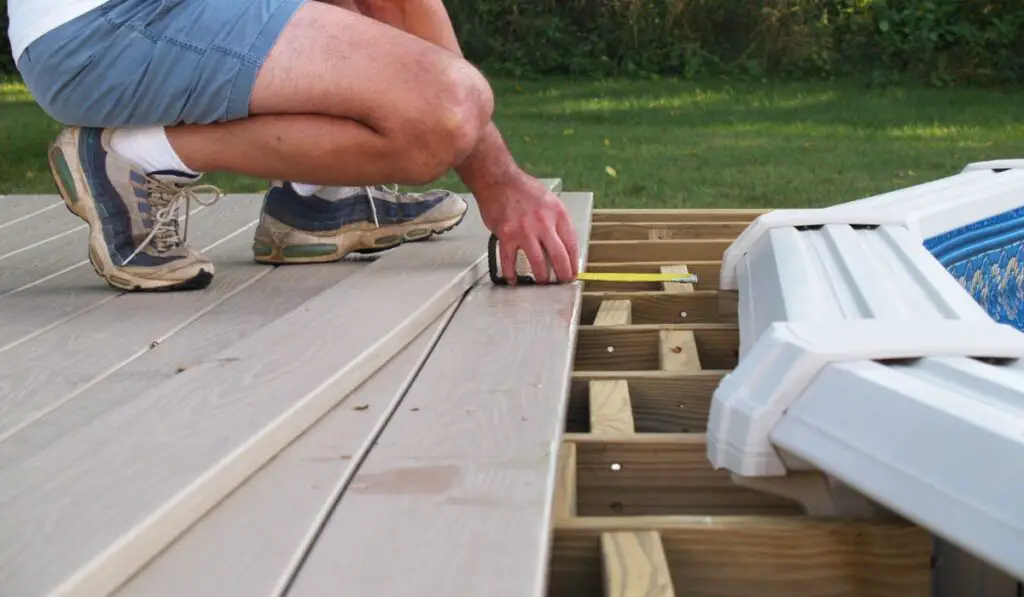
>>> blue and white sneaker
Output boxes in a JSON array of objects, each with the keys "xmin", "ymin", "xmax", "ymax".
[
  {"xmin": 252, "ymin": 182, "xmax": 468, "ymax": 264},
  {"xmin": 47, "ymin": 127, "xmax": 222, "ymax": 291}
]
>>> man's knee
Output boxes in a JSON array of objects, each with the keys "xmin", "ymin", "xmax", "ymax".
[{"xmin": 398, "ymin": 59, "xmax": 494, "ymax": 184}]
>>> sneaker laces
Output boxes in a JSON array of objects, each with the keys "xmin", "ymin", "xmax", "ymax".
[
  {"xmin": 124, "ymin": 176, "xmax": 223, "ymax": 266},
  {"xmin": 361, "ymin": 184, "xmax": 453, "ymax": 229}
]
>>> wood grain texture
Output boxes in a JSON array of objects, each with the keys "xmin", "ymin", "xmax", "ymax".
[
  {"xmin": 568, "ymin": 371, "xmax": 722, "ymax": 434},
  {"xmin": 588, "ymin": 240, "xmax": 731, "ymax": 264},
  {"xmin": 285, "ymin": 192, "xmax": 594, "ymax": 597},
  {"xmin": 581, "ymin": 292, "xmax": 736, "ymax": 325},
  {"xmin": 0, "ymin": 197, "xmax": 260, "ymax": 353},
  {"xmin": 659, "ymin": 265, "xmax": 693, "ymax": 294},
  {"xmin": 658, "ymin": 330, "xmax": 702, "ymax": 372},
  {"xmin": 0, "ymin": 198, "xmax": 266, "ymax": 442},
  {"xmin": 566, "ymin": 433, "xmax": 801, "ymax": 516},
  {"xmin": 555, "ymin": 442, "xmax": 579, "ymax": 520},
  {"xmin": 551, "ymin": 517, "xmax": 930, "ymax": 597},
  {"xmin": 0, "ymin": 201, "xmax": 494, "ymax": 597},
  {"xmin": 574, "ymin": 324, "xmax": 738, "ymax": 371},
  {"xmin": 590, "ymin": 222, "xmax": 749, "ymax": 241},
  {"xmin": 601, "ymin": 531, "xmax": 676, "ymax": 597},
  {"xmin": 115, "ymin": 303, "xmax": 460, "ymax": 597},
  {"xmin": 594, "ymin": 299, "xmax": 632, "ymax": 326},
  {"xmin": 589, "ymin": 380, "xmax": 635, "ymax": 435},
  {"xmin": 591, "ymin": 209, "xmax": 766, "ymax": 223}
]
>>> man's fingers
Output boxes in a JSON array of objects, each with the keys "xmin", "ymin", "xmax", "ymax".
[
  {"xmin": 542, "ymin": 226, "xmax": 574, "ymax": 283},
  {"xmin": 521, "ymin": 236, "xmax": 551, "ymax": 284},
  {"xmin": 554, "ymin": 210, "xmax": 581, "ymax": 278},
  {"xmin": 499, "ymin": 238, "xmax": 519, "ymax": 286}
]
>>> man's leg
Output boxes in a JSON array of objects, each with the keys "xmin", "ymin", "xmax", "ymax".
[{"xmin": 37, "ymin": 0, "xmax": 494, "ymax": 287}]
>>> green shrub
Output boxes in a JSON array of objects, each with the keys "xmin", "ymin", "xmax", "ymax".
[
  {"xmin": 2, "ymin": 0, "xmax": 1021, "ymax": 85},
  {"xmin": 445, "ymin": 0, "xmax": 1024, "ymax": 85}
]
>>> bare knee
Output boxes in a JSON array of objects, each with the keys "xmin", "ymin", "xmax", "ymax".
[{"xmin": 395, "ymin": 59, "xmax": 494, "ymax": 184}]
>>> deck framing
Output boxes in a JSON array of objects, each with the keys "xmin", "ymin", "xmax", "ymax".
[{"xmin": 548, "ymin": 208, "xmax": 934, "ymax": 597}]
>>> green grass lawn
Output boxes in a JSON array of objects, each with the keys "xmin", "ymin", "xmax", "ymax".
[{"xmin": 3, "ymin": 77, "xmax": 1023, "ymax": 208}]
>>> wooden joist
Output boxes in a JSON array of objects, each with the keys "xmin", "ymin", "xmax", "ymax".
[
  {"xmin": 591, "ymin": 221, "xmax": 751, "ymax": 241},
  {"xmin": 552, "ymin": 208, "xmax": 933, "ymax": 597},
  {"xmin": 552, "ymin": 516, "xmax": 932, "ymax": 597},
  {"xmin": 581, "ymin": 291, "xmax": 736, "ymax": 325},
  {"xmin": 588, "ymin": 240, "xmax": 732, "ymax": 263},
  {"xmin": 591, "ymin": 208, "xmax": 767, "ymax": 223},
  {"xmin": 574, "ymin": 324, "xmax": 738, "ymax": 372},
  {"xmin": 601, "ymin": 530, "xmax": 676, "ymax": 597}
]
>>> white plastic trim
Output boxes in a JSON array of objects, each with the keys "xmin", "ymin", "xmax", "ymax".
[
  {"xmin": 732, "ymin": 223, "xmax": 992, "ymax": 358},
  {"xmin": 962, "ymin": 159, "xmax": 1024, "ymax": 172},
  {"xmin": 719, "ymin": 165, "xmax": 1024, "ymax": 290},
  {"xmin": 706, "ymin": 319, "xmax": 1024, "ymax": 477},
  {"xmin": 719, "ymin": 208, "xmax": 909, "ymax": 290},
  {"xmin": 771, "ymin": 356, "xmax": 1024, "ymax": 580}
]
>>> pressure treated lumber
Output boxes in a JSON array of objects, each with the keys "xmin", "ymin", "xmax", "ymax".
[
  {"xmin": 659, "ymin": 265, "xmax": 693, "ymax": 293},
  {"xmin": 555, "ymin": 442, "xmax": 579, "ymax": 520},
  {"xmin": 566, "ymin": 433, "xmax": 800, "ymax": 516},
  {"xmin": 0, "ymin": 202, "xmax": 494, "ymax": 597},
  {"xmin": 115, "ymin": 303, "xmax": 460, "ymax": 597},
  {"xmin": 569, "ymin": 371, "xmax": 723, "ymax": 433},
  {"xmin": 590, "ymin": 221, "xmax": 750, "ymax": 241},
  {"xmin": 588, "ymin": 240, "xmax": 732, "ymax": 263},
  {"xmin": 286, "ymin": 192, "xmax": 594, "ymax": 597},
  {"xmin": 581, "ymin": 291, "xmax": 737, "ymax": 325},
  {"xmin": 591, "ymin": 208, "xmax": 767, "ymax": 223},
  {"xmin": 601, "ymin": 531, "xmax": 676, "ymax": 597},
  {"xmin": 550, "ymin": 516, "xmax": 931, "ymax": 597},
  {"xmin": 594, "ymin": 299, "xmax": 633, "ymax": 325},
  {"xmin": 574, "ymin": 324, "xmax": 738, "ymax": 372}
]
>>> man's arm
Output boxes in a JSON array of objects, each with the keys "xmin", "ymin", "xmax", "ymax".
[{"xmin": 352, "ymin": 0, "xmax": 580, "ymax": 282}]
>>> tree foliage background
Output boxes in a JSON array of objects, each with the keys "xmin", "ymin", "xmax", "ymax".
[{"xmin": 2, "ymin": 0, "xmax": 1023, "ymax": 85}]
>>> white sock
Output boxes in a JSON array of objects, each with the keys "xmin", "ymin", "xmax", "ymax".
[
  {"xmin": 109, "ymin": 126, "xmax": 199, "ymax": 176},
  {"xmin": 291, "ymin": 184, "xmax": 370, "ymax": 199},
  {"xmin": 291, "ymin": 183, "xmax": 325, "ymax": 196}
]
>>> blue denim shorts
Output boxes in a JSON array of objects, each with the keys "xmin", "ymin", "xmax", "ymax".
[{"xmin": 16, "ymin": 0, "xmax": 307, "ymax": 127}]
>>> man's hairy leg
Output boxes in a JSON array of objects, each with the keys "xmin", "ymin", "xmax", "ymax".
[
  {"xmin": 166, "ymin": 2, "xmax": 494, "ymax": 186},
  {"xmin": 342, "ymin": 0, "xmax": 581, "ymax": 282}
]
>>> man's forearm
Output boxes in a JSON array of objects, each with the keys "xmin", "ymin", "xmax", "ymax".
[{"xmin": 354, "ymin": 0, "xmax": 524, "ymax": 196}]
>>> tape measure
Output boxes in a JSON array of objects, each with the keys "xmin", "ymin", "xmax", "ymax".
[{"xmin": 486, "ymin": 234, "xmax": 699, "ymax": 286}]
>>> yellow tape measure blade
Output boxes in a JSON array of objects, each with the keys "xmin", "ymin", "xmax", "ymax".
[{"xmin": 576, "ymin": 272, "xmax": 699, "ymax": 284}]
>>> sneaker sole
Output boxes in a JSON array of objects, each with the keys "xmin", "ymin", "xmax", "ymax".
[
  {"xmin": 252, "ymin": 211, "xmax": 467, "ymax": 265},
  {"xmin": 47, "ymin": 130, "xmax": 213, "ymax": 293}
]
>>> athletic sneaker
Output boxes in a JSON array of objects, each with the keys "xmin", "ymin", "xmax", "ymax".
[
  {"xmin": 47, "ymin": 127, "xmax": 221, "ymax": 291},
  {"xmin": 252, "ymin": 182, "xmax": 468, "ymax": 264}
]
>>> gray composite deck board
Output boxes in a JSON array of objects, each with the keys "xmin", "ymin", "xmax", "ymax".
[
  {"xmin": 0, "ymin": 200, "xmax": 493, "ymax": 597},
  {"xmin": 0, "ymin": 197, "xmax": 230, "ymax": 298},
  {"xmin": 0, "ymin": 195, "xmax": 261, "ymax": 352},
  {"xmin": 0, "ymin": 196, "xmax": 265, "ymax": 442},
  {"xmin": 0, "ymin": 195, "xmax": 62, "ymax": 226},
  {"xmin": 286, "ymin": 192, "xmax": 594, "ymax": 597},
  {"xmin": 116, "ymin": 302, "xmax": 461, "ymax": 597},
  {"xmin": 0, "ymin": 199, "xmax": 81, "ymax": 259},
  {"xmin": 0, "ymin": 258, "xmax": 366, "ymax": 468}
]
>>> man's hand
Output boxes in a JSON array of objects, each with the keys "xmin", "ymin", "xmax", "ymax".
[{"xmin": 476, "ymin": 171, "xmax": 581, "ymax": 284}]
